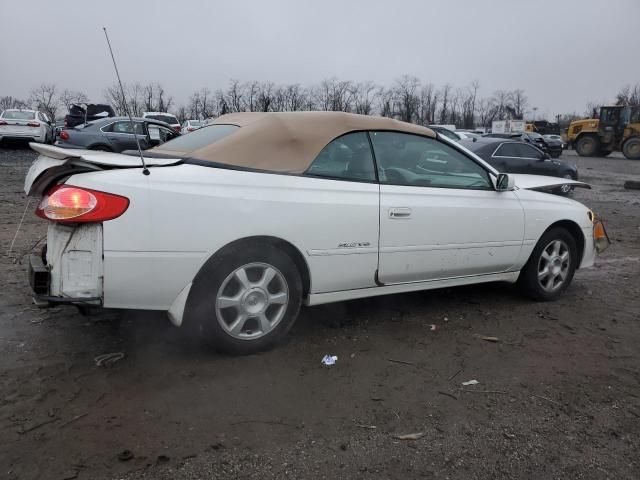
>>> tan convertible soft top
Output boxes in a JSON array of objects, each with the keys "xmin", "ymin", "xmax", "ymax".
[{"xmin": 155, "ymin": 111, "xmax": 436, "ymax": 173}]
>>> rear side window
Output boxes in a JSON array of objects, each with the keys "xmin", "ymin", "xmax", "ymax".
[
  {"xmin": 306, "ymin": 132, "xmax": 376, "ymax": 182},
  {"xmin": 104, "ymin": 121, "xmax": 145, "ymax": 134},
  {"xmin": 153, "ymin": 124, "xmax": 240, "ymax": 152},
  {"xmin": 493, "ymin": 143, "xmax": 520, "ymax": 157},
  {"xmin": 2, "ymin": 111, "xmax": 36, "ymax": 120}
]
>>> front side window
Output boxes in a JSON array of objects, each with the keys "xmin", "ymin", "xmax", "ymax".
[
  {"xmin": 306, "ymin": 132, "xmax": 376, "ymax": 182},
  {"xmin": 370, "ymin": 131, "xmax": 492, "ymax": 190},
  {"xmin": 148, "ymin": 124, "xmax": 179, "ymax": 144},
  {"xmin": 517, "ymin": 143, "xmax": 543, "ymax": 158}
]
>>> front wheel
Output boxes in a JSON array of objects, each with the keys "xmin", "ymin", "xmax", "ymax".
[
  {"xmin": 518, "ymin": 228, "xmax": 578, "ymax": 301},
  {"xmin": 575, "ymin": 135, "xmax": 598, "ymax": 157},
  {"xmin": 185, "ymin": 242, "xmax": 303, "ymax": 354}
]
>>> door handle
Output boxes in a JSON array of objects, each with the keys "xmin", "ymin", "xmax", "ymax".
[{"xmin": 389, "ymin": 207, "xmax": 412, "ymax": 219}]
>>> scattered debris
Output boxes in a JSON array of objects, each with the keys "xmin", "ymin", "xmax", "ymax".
[
  {"xmin": 370, "ymin": 397, "xmax": 384, "ymax": 402},
  {"xmin": 443, "ymin": 316, "xmax": 448, "ymax": 322},
  {"xmin": 624, "ymin": 180, "xmax": 640, "ymax": 190},
  {"xmin": 532, "ymin": 394, "xmax": 561, "ymax": 406},
  {"xmin": 356, "ymin": 424, "xmax": 377, "ymax": 430},
  {"xmin": 18, "ymin": 417, "xmax": 58, "ymax": 434},
  {"xmin": 118, "ymin": 450, "xmax": 134, "ymax": 462},
  {"xmin": 393, "ymin": 432, "xmax": 425, "ymax": 440},
  {"xmin": 438, "ymin": 391, "xmax": 458, "ymax": 400},
  {"xmin": 503, "ymin": 432, "xmax": 516, "ymax": 439},
  {"xmin": 429, "ymin": 324, "xmax": 437, "ymax": 331},
  {"xmin": 537, "ymin": 310, "xmax": 558, "ymax": 321},
  {"xmin": 461, "ymin": 379, "xmax": 479, "ymax": 386},
  {"xmin": 350, "ymin": 353, "xmax": 356, "ymax": 358},
  {"xmin": 94, "ymin": 352, "xmax": 125, "ymax": 367},
  {"xmin": 387, "ymin": 358, "xmax": 415, "ymax": 366},
  {"xmin": 474, "ymin": 334, "xmax": 499, "ymax": 343},
  {"xmin": 460, "ymin": 389, "xmax": 508, "ymax": 394},
  {"xmin": 448, "ymin": 368, "xmax": 462, "ymax": 381},
  {"xmin": 59, "ymin": 413, "xmax": 88, "ymax": 429},
  {"xmin": 321, "ymin": 355, "xmax": 338, "ymax": 366},
  {"xmin": 156, "ymin": 455, "xmax": 170, "ymax": 464}
]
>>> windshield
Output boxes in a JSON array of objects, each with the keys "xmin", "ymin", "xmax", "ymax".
[
  {"xmin": 152, "ymin": 124, "xmax": 240, "ymax": 152},
  {"xmin": 2, "ymin": 110, "xmax": 36, "ymax": 120},
  {"xmin": 146, "ymin": 114, "xmax": 178, "ymax": 125}
]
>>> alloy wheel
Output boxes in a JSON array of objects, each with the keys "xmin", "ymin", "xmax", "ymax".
[
  {"xmin": 215, "ymin": 262, "xmax": 289, "ymax": 340},
  {"xmin": 537, "ymin": 240, "xmax": 570, "ymax": 292}
]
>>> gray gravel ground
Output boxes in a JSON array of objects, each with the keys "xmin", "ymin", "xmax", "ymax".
[{"xmin": 1, "ymin": 142, "xmax": 639, "ymax": 479}]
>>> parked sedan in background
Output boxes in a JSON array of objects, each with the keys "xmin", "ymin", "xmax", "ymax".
[
  {"xmin": 55, "ymin": 117, "xmax": 180, "ymax": 152},
  {"xmin": 142, "ymin": 112, "xmax": 181, "ymax": 133},
  {"xmin": 460, "ymin": 137, "xmax": 578, "ymax": 194},
  {"xmin": 544, "ymin": 134, "xmax": 568, "ymax": 149},
  {"xmin": 484, "ymin": 132, "xmax": 563, "ymax": 158},
  {"xmin": 181, "ymin": 119, "xmax": 203, "ymax": 134},
  {"xmin": 25, "ymin": 112, "xmax": 607, "ymax": 355},
  {"xmin": 0, "ymin": 109, "xmax": 54, "ymax": 144}
]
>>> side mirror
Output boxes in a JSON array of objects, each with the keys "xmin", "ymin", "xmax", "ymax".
[
  {"xmin": 496, "ymin": 173, "xmax": 515, "ymax": 191},
  {"xmin": 542, "ymin": 152, "xmax": 550, "ymax": 160}
]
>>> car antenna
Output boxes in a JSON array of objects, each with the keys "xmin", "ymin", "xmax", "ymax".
[{"xmin": 102, "ymin": 27, "xmax": 149, "ymax": 176}]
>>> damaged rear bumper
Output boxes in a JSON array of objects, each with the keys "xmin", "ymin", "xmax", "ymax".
[{"xmin": 28, "ymin": 223, "xmax": 104, "ymax": 308}]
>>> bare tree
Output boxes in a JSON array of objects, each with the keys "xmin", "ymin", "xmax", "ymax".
[
  {"xmin": 438, "ymin": 84, "xmax": 452, "ymax": 124},
  {"xmin": 394, "ymin": 75, "xmax": 420, "ymax": 123},
  {"xmin": 507, "ymin": 89, "xmax": 528, "ymax": 119},
  {"xmin": 616, "ymin": 84, "xmax": 640, "ymax": 106},
  {"xmin": 59, "ymin": 89, "xmax": 89, "ymax": 111},
  {"xmin": 353, "ymin": 81, "xmax": 377, "ymax": 116},
  {"xmin": 0, "ymin": 96, "xmax": 29, "ymax": 111},
  {"xmin": 29, "ymin": 83, "xmax": 58, "ymax": 120}
]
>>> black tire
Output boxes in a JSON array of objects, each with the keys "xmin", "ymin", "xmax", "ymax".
[
  {"xmin": 622, "ymin": 137, "xmax": 640, "ymax": 160},
  {"xmin": 575, "ymin": 135, "xmax": 598, "ymax": 157},
  {"xmin": 518, "ymin": 227, "xmax": 578, "ymax": 301},
  {"xmin": 185, "ymin": 242, "xmax": 303, "ymax": 354},
  {"xmin": 90, "ymin": 145, "xmax": 112, "ymax": 152}
]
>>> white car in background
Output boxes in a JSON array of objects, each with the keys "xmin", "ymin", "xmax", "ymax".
[
  {"xmin": 142, "ymin": 112, "xmax": 181, "ymax": 133},
  {"xmin": 0, "ymin": 109, "xmax": 54, "ymax": 144},
  {"xmin": 24, "ymin": 112, "xmax": 609, "ymax": 354},
  {"xmin": 181, "ymin": 119, "xmax": 203, "ymax": 134}
]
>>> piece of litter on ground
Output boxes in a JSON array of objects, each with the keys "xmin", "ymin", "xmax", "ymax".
[
  {"xmin": 461, "ymin": 379, "xmax": 479, "ymax": 386},
  {"xmin": 443, "ymin": 317, "xmax": 448, "ymax": 322},
  {"xmin": 94, "ymin": 352, "xmax": 125, "ymax": 367},
  {"xmin": 429, "ymin": 324, "xmax": 437, "ymax": 331},
  {"xmin": 356, "ymin": 424, "xmax": 377, "ymax": 430},
  {"xmin": 503, "ymin": 432, "xmax": 515, "ymax": 439},
  {"xmin": 321, "ymin": 355, "xmax": 338, "ymax": 366},
  {"xmin": 474, "ymin": 334, "xmax": 499, "ymax": 343},
  {"xmin": 393, "ymin": 432, "xmax": 425, "ymax": 440}
]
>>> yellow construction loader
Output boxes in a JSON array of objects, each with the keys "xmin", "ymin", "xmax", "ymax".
[{"xmin": 567, "ymin": 105, "xmax": 640, "ymax": 159}]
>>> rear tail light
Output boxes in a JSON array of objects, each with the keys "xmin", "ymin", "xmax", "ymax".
[
  {"xmin": 27, "ymin": 122, "xmax": 41, "ymax": 127},
  {"xmin": 59, "ymin": 130, "xmax": 69, "ymax": 140},
  {"xmin": 36, "ymin": 185, "xmax": 129, "ymax": 223},
  {"xmin": 0, "ymin": 120, "xmax": 7, "ymax": 126},
  {"xmin": 187, "ymin": 127, "xmax": 194, "ymax": 132},
  {"xmin": 173, "ymin": 126, "xmax": 181, "ymax": 133}
]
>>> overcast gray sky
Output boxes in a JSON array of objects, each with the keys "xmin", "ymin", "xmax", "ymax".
[{"xmin": 1, "ymin": 0, "xmax": 638, "ymax": 119}]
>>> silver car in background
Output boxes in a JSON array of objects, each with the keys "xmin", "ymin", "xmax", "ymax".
[{"xmin": 0, "ymin": 109, "xmax": 54, "ymax": 144}]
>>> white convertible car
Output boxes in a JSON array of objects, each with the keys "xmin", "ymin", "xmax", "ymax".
[{"xmin": 25, "ymin": 112, "xmax": 610, "ymax": 354}]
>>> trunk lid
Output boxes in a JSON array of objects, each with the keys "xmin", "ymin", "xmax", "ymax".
[{"xmin": 25, "ymin": 143, "xmax": 181, "ymax": 195}]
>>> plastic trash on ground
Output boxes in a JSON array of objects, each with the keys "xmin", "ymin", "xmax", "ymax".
[
  {"xmin": 321, "ymin": 355, "xmax": 338, "ymax": 366},
  {"xmin": 461, "ymin": 379, "xmax": 479, "ymax": 386}
]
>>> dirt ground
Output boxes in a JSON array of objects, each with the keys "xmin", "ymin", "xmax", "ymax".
[{"xmin": 1, "ymin": 143, "xmax": 639, "ymax": 480}]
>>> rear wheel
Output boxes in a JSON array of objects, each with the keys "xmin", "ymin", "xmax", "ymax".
[
  {"xmin": 185, "ymin": 242, "xmax": 303, "ymax": 354},
  {"xmin": 518, "ymin": 228, "xmax": 577, "ymax": 301},
  {"xmin": 575, "ymin": 135, "xmax": 598, "ymax": 157},
  {"xmin": 622, "ymin": 137, "xmax": 640, "ymax": 160}
]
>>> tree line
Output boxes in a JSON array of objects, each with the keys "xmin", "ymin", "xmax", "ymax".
[{"xmin": 2, "ymin": 79, "xmax": 639, "ymax": 129}]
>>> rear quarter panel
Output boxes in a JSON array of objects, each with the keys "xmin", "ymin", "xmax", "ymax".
[{"xmin": 66, "ymin": 164, "xmax": 380, "ymax": 309}]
